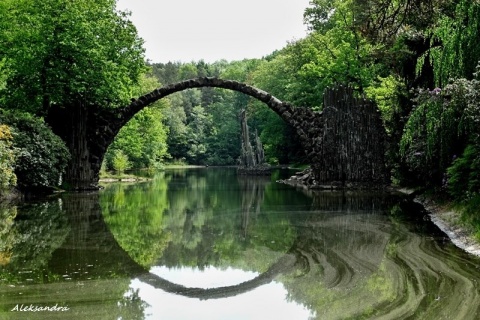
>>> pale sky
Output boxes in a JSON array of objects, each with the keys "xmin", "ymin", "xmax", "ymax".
[{"xmin": 116, "ymin": 0, "xmax": 311, "ymax": 63}]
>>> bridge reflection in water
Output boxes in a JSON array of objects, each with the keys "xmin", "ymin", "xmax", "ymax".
[{"xmin": 1, "ymin": 168, "xmax": 480, "ymax": 320}]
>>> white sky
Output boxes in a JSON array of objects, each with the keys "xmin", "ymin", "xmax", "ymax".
[{"xmin": 116, "ymin": 0, "xmax": 311, "ymax": 63}]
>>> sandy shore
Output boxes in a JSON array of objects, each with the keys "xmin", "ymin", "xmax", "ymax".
[{"xmin": 415, "ymin": 196, "xmax": 480, "ymax": 257}]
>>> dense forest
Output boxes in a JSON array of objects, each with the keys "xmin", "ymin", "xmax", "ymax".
[{"xmin": 1, "ymin": 1, "xmax": 480, "ymax": 233}]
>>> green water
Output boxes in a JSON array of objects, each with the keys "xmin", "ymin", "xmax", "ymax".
[{"xmin": 1, "ymin": 168, "xmax": 480, "ymax": 319}]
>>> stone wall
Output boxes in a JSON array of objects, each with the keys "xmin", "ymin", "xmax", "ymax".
[{"xmin": 283, "ymin": 86, "xmax": 388, "ymax": 189}]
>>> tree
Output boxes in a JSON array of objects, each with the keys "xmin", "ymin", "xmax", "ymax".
[
  {"xmin": 106, "ymin": 104, "xmax": 169, "ymax": 170},
  {"xmin": 248, "ymin": 8, "xmax": 383, "ymax": 164},
  {"xmin": 111, "ymin": 149, "xmax": 131, "ymax": 173},
  {"xmin": 151, "ymin": 60, "xmax": 249, "ymax": 166},
  {"xmin": 0, "ymin": 0, "xmax": 146, "ymax": 189},
  {"xmin": 204, "ymin": 100, "xmax": 241, "ymax": 166},
  {"xmin": 163, "ymin": 100, "xmax": 190, "ymax": 162},
  {"xmin": 186, "ymin": 106, "xmax": 212, "ymax": 164},
  {"xmin": 425, "ymin": 1, "xmax": 480, "ymax": 86},
  {"xmin": 1, "ymin": 0, "xmax": 146, "ymax": 113},
  {"xmin": 399, "ymin": 71, "xmax": 480, "ymax": 188},
  {"xmin": 105, "ymin": 73, "xmax": 170, "ymax": 170},
  {"xmin": 151, "ymin": 62, "xmax": 181, "ymax": 85}
]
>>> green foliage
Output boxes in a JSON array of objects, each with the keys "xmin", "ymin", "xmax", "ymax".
[
  {"xmin": 0, "ymin": 205, "xmax": 16, "ymax": 265},
  {"xmin": 364, "ymin": 75, "xmax": 406, "ymax": 134},
  {"xmin": 425, "ymin": 1, "xmax": 480, "ymax": 86},
  {"xmin": 297, "ymin": 1, "xmax": 462, "ymax": 186},
  {"xmin": 101, "ymin": 178, "xmax": 171, "ymax": 267},
  {"xmin": 251, "ymin": 54, "xmax": 299, "ymax": 103},
  {"xmin": 151, "ymin": 58, "xmax": 307, "ymax": 166},
  {"xmin": 0, "ymin": 124, "xmax": 17, "ymax": 191},
  {"xmin": 249, "ymin": 102, "xmax": 300, "ymax": 165},
  {"xmin": 447, "ymin": 145, "xmax": 480, "ymax": 200},
  {"xmin": 151, "ymin": 61, "xmax": 247, "ymax": 166},
  {"xmin": 451, "ymin": 72, "xmax": 480, "ymax": 145},
  {"xmin": 244, "ymin": 1, "xmax": 388, "ymax": 164},
  {"xmin": 0, "ymin": 0, "xmax": 146, "ymax": 114},
  {"xmin": 303, "ymin": 0, "xmax": 336, "ymax": 33},
  {"xmin": 162, "ymin": 100, "xmax": 190, "ymax": 161},
  {"xmin": 204, "ymin": 101, "xmax": 241, "ymax": 166},
  {"xmin": 290, "ymin": 29, "xmax": 380, "ymax": 104},
  {"xmin": 254, "ymin": 1, "xmax": 384, "ymax": 109},
  {"xmin": 185, "ymin": 105, "xmax": 212, "ymax": 164},
  {"xmin": 0, "ymin": 0, "xmax": 459, "ymax": 191},
  {"xmin": 441, "ymin": 71, "xmax": 480, "ymax": 199},
  {"xmin": 111, "ymin": 149, "xmax": 131, "ymax": 173},
  {"xmin": 400, "ymin": 88, "xmax": 460, "ymax": 186},
  {"xmin": 107, "ymin": 105, "xmax": 169, "ymax": 170},
  {"xmin": 456, "ymin": 194, "xmax": 480, "ymax": 241},
  {"xmin": 400, "ymin": 68, "xmax": 480, "ymax": 188},
  {"xmin": 105, "ymin": 73, "xmax": 170, "ymax": 170},
  {"xmin": 220, "ymin": 59, "xmax": 261, "ymax": 82},
  {"xmin": 0, "ymin": 111, "xmax": 70, "ymax": 189},
  {"xmin": 0, "ymin": 58, "xmax": 7, "ymax": 93},
  {"xmin": 2, "ymin": 200, "xmax": 69, "ymax": 270}
]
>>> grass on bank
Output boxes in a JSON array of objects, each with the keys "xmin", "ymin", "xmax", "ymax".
[
  {"xmin": 421, "ymin": 188, "xmax": 480, "ymax": 242},
  {"xmin": 453, "ymin": 194, "xmax": 480, "ymax": 241}
]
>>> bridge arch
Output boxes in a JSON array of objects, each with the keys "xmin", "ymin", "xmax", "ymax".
[
  {"xmin": 48, "ymin": 77, "xmax": 386, "ymax": 190},
  {"xmin": 137, "ymin": 254, "xmax": 297, "ymax": 300},
  {"xmin": 118, "ymin": 77, "xmax": 299, "ymax": 131},
  {"xmin": 72, "ymin": 77, "xmax": 307, "ymax": 190}
]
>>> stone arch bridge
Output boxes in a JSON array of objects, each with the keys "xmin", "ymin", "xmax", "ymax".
[{"xmin": 48, "ymin": 77, "xmax": 387, "ymax": 189}]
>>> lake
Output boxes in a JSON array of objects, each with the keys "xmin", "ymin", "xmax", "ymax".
[{"xmin": 1, "ymin": 168, "xmax": 480, "ymax": 319}]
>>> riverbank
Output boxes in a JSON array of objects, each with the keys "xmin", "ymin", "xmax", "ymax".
[{"xmin": 414, "ymin": 195, "xmax": 480, "ymax": 257}]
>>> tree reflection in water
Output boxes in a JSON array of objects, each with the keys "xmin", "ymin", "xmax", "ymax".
[
  {"xmin": 1, "ymin": 168, "xmax": 480, "ymax": 319},
  {"xmin": 0, "ymin": 194, "xmax": 148, "ymax": 319}
]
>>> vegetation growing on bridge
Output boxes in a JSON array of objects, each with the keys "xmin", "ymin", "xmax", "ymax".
[{"xmin": 1, "ymin": 0, "xmax": 480, "ymax": 232}]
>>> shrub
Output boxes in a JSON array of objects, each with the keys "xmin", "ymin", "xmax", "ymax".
[
  {"xmin": 0, "ymin": 111, "xmax": 70, "ymax": 190},
  {"xmin": 0, "ymin": 124, "xmax": 17, "ymax": 191}
]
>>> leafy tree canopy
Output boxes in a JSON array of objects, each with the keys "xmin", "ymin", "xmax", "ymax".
[
  {"xmin": 0, "ymin": 0, "xmax": 146, "ymax": 114},
  {"xmin": 105, "ymin": 72, "xmax": 170, "ymax": 171}
]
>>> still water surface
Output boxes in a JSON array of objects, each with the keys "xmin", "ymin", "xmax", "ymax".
[{"xmin": 1, "ymin": 168, "xmax": 480, "ymax": 319}]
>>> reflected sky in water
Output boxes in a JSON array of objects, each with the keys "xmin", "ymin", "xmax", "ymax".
[{"xmin": 131, "ymin": 266, "xmax": 314, "ymax": 320}]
